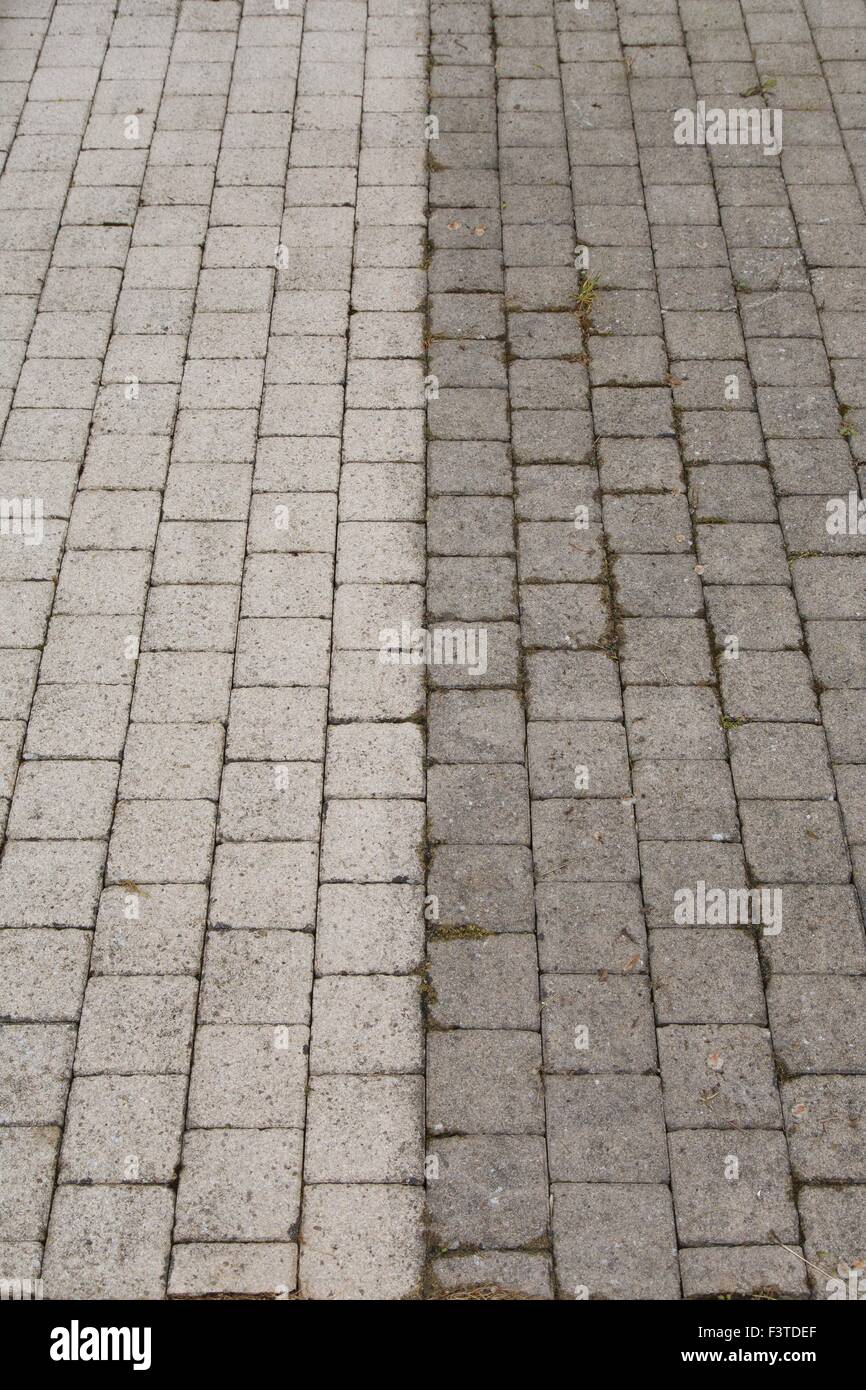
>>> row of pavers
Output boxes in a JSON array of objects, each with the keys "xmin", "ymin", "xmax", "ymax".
[
  {"xmin": 0, "ymin": 0, "xmax": 431, "ymax": 1301},
  {"xmin": 422, "ymin": 0, "xmax": 866, "ymax": 1300}
]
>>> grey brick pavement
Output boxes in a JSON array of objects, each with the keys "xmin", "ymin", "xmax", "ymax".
[{"xmin": 0, "ymin": 0, "xmax": 864, "ymax": 1301}]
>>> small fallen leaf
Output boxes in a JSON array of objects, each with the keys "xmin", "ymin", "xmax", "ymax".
[{"xmin": 118, "ymin": 879, "xmax": 150, "ymax": 898}]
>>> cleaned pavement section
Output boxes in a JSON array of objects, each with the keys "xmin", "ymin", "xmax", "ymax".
[{"xmin": 0, "ymin": 0, "xmax": 864, "ymax": 1300}]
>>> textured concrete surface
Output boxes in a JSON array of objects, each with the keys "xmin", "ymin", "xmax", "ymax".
[{"xmin": 0, "ymin": 0, "xmax": 865, "ymax": 1301}]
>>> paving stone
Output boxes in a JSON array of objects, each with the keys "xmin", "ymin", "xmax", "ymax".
[
  {"xmin": 598, "ymin": 437, "xmax": 681, "ymax": 492},
  {"xmin": 429, "ymin": 935, "xmax": 539, "ymax": 1030},
  {"xmin": 836, "ymin": 765, "xmax": 866, "ymax": 845},
  {"xmin": 209, "ymin": 842, "xmax": 318, "ymax": 931},
  {"xmin": 300, "ymin": 1185, "xmax": 424, "ymax": 1301},
  {"xmin": 152, "ymin": 520, "xmax": 246, "ymax": 584},
  {"xmin": 551, "ymin": 1183, "xmax": 680, "ymax": 1300},
  {"xmin": 42, "ymin": 1186, "xmax": 174, "ymax": 1300},
  {"xmin": 782, "ymin": 1076, "xmax": 866, "ymax": 1183},
  {"xmin": 429, "ymin": 1251, "xmax": 553, "ymax": 1299},
  {"xmin": 624, "ymin": 686, "xmax": 725, "ymax": 760},
  {"xmin": 0, "ymin": 1241, "xmax": 42, "ymax": 1285},
  {"xmin": 427, "ymin": 1135, "xmax": 548, "ymax": 1250},
  {"xmin": 547, "ymin": 1073, "xmax": 668, "ymax": 1183},
  {"xmin": 533, "ymin": 799, "xmax": 640, "ymax": 882},
  {"xmin": 131, "ymin": 651, "xmax": 233, "ymax": 723},
  {"xmin": 332, "ymin": 583, "xmax": 423, "ymax": 651},
  {"xmin": 807, "ymin": 619, "xmax": 866, "ymax": 689},
  {"xmin": 620, "ymin": 617, "xmax": 714, "ymax": 684},
  {"xmin": 429, "ymin": 495, "xmax": 513, "ymax": 557},
  {"xmin": 175, "ymin": 1128, "xmax": 302, "ymax": 1243},
  {"xmin": 218, "ymin": 761, "xmax": 322, "ymax": 842},
  {"xmin": 340, "ymin": 463, "xmax": 425, "ymax": 522},
  {"xmin": 427, "ymin": 843, "xmax": 535, "ymax": 933},
  {"xmin": 315, "ymin": 883, "xmax": 424, "ymax": 975},
  {"xmin": 320, "ymin": 799, "xmax": 424, "ymax": 882},
  {"xmin": 689, "ymin": 464, "xmax": 776, "ymax": 522},
  {"xmin": 729, "ymin": 723, "xmax": 834, "ymax": 800},
  {"xmin": 107, "ymin": 799, "xmax": 216, "ymax": 883},
  {"xmin": 696, "ymin": 522, "xmax": 789, "ymax": 586},
  {"xmin": 542, "ymin": 974, "xmax": 656, "ymax": 1074},
  {"xmin": 142, "ymin": 583, "xmax": 240, "ymax": 653},
  {"xmin": 705, "ymin": 585, "xmax": 803, "ymax": 652},
  {"xmin": 429, "ymin": 690, "xmax": 525, "ymax": 764},
  {"xmin": 428, "ymin": 765, "xmax": 530, "ymax": 845},
  {"xmin": 799, "ymin": 1184, "xmax": 866, "ymax": 1298},
  {"xmin": 720, "ymin": 651, "xmax": 819, "ymax": 723},
  {"xmin": 614, "ymin": 554, "xmax": 704, "ymax": 617},
  {"xmin": 526, "ymin": 651, "xmax": 622, "ymax": 721},
  {"xmin": 329, "ymin": 649, "xmax": 424, "ymax": 721},
  {"xmin": 679, "ymin": 1245, "xmax": 809, "ymax": 1300},
  {"xmin": 793, "ymin": 557, "xmax": 866, "ymax": 619},
  {"xmin": 429, "ymin": 555, "xmax": 517, "ymax": 620},
  {"xmin": 740, "ymin": 800, "xmax": 850, "ymax": 883},
  {"xmin": 310, "ymin": 975, "xmax": 422, "ymax": 1076},
  {"xmin": 55, "ymin": 550, "xmax": 151, "ymax": 615},
  {"xmin": 425, "ymin": 620, "xmax": 521, "ymax": 690},
  {"xmin": 768, "ymin": 975, "xmax": 866, "ymax": 1074},
  {"xmin": 168, "ymin": 1243, "xmax": 298, "ymax": 1298},
  {"xmin": 514, "ymin": 464, "xmax": 598, "ymax": 523},
  {"xmin": 0, "ymin": 1125, "xmax": 58, "ymax": 1242},
  {"xmin": 603, "ymin": 493, "xmax": 691, "ymax": 554},
  {"xmin": 187, "ymin": 1025, "xmax": 307, "ymax": 1131},
  {"xmin": 60, "ymin": 1075, "xmax": 186, "ymax": 1184},
  {"xmin": 0, "ymin": 840, "xmax": 105, "ymax": 928},
  {"xmin": 519, "ymin": 521, "xmax": 604, "ymax": 582},
  {"xmin": 199, "ymin": 930, "xmax": 313, "ymax": 1027},
  {"xmin": 658, "ymin": 1024, "xmax": 782, "ymax": 1130},
  {"xmin": 427, "ymin": 1030, "xmax": 544, "ymax": 1135},
  {"xmin": 0, "ymin": 1024, "xmax": 76, "ymax": 1125},
  {"xmin": 75, "ymin": 975, "xmax": 197, "ymax": 1076},
  {"xmin": 650, "ymin": 929, "xmax": 766, "ymax": 1026},
  {"xmin": 325, "ymin": 722, "xmax": 423, "ymax": 799},
  {"xmin": 119, "ymin": 722, "xmax": 224, "ymax": 801},
  {"xmin": 669, "ymin": 1130, "xmax": 799, "ymax": 1246},
  {"xmin": 640, "ymin": 840, "xmax": 749, "ymax": 929},
  {"xmin": 770, "ymin": 438, "xmax": 857, "ymax": 496},
  {"xmin": 521, "ymin": 583, "xmax": 610, "ymax": 650},
  {"xmin": 0, "ymin": 928, "xmax": 90, "ymax": 1020},
  {"xmin": 527, "ymin": 720, "xmax": 630, "ymax": 799},
  {"xmin": 304, "ymin": 1075, "xmax": 424, "ymax": 1184},
  {"xmin": 759, "ymin": 883, "xmax": 866, "ymax": 976},
  {"xmin": 535, "ymin": 881, "xmax": 646, "ymax": 975},
  {"xmin": 633, "ymin": 759, "xmax": 737, "ymax": 842},
  {"xmin": 91, "ymin": 884, "xmax": 207, "ymax": 978}
]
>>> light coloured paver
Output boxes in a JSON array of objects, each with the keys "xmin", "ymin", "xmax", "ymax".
[{"xmin": 297, "ymin": 0, "xmax": 428, "ymax": 1298}]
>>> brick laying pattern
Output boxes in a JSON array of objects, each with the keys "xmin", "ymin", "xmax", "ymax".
[{"xmin": 0, "ymin": 0, "xmax": 864, "ymax": 1300}]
